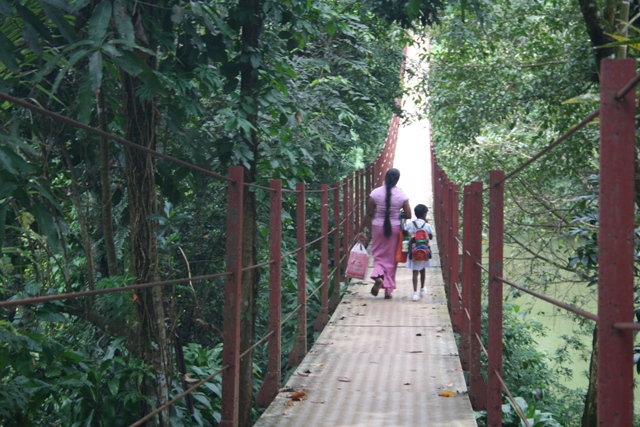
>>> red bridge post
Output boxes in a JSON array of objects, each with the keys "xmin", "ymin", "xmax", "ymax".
[
  {"xmin": 256, "ymin": 179, "xmax": 283, "ymax": 408},
  {"xmin": 348, "ymin": 173, "xmax": 355, "ymax": 246},
  {"xmin": 488, "ymin": 170, "xmax": 504, "ymax": 426},
  {"xmin": 460, "ymin": 185, "xmax": 472, "ymax": 373},
  {"xmin": 314, "ymin": 184, "xmax": 330, "ymax": 331},
  {"xmin": 441, "ymin": 175, "xmax": 450, "ymax": 289},
  {"xmin": 342, "ymin": 177, "xmax": 350, "ymax": 274},
  {"xmin": 469, "ymin": 181, "xmax": 487, "ymax": 410},
  {"xmin": 597, "ymin": 58, "xmax": 636, "ymax": 427},
  {"xmin": 355, "ymin": 170, "xmax": 361, "ymax": 234},
  {"xmin": 220, "ymin": 166, "xmax": 244, "ymax": 427},
  {"xmin": 329, "ymin": 182, "xmax": 341, "ymax": 311},
  {"xmin": 450, "ymin": 184, "xmax": 461, "ymax": 333},
  {"xmin": 288, "ymin": 182, "xmax": 307, "ymax": 366}
]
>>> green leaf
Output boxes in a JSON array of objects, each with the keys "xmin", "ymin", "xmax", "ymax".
[
  {"xmin": 0, "ymin": 0, "xmax": 13, "ymax": 16},
  {"xmin": 22, "ymin": 23, "xmax": 43, "ymax": 57},
  {"xmin": 41, "ymin": 0, "xmax": 88, "ymax": 13},
  {"xmin": 326, "ymin": 21, "xmax": 336, "ymax": 36},
  {"xmin": 39, "ymin": 1, "xmax": 77, "ymax": 43},
  {"xmin": 110, "ymin": 51, "xmax": 143, "ymax": 76},
  {"xmin": 562, "ymin": 93, "xmax": 599, "ymax": 104},
  {"xmin": 89, "ymin": 0, "xmax": 112, "ymax": 44},
  {"xmin": 62, "ymin": 351, "xmax": 83, "ymax": 363},
  {"xmin": 250, "ymin": 53, "xmax": 261, "ymax": 69},
  {"xmin": 0, "ymin": 144, "xmax": 35, "ymax": 175},
  {"xmin": 30, "ymin": 199, "xmax": 59, "ymax": 250},
  {"xmin": 224, "ymin": 117, "xmax": 237, "ymax": 132},
  {"xmin": 0, "ymin": 201, "xmax": 7, "ymax": 249},
  {"xmin": 15, "ymin": 3, "xmax": 53, "ymax": 42},
  {"xmin": 89, "ymin": 51, "xmax": 103, "ymax": 94},
  {"xmin": 0, "ymin": 32, "xmax": 19, "ymax": 72},
  {"xmin": 76, "ymin": 72, "xmax": 94, "ymax": 124},
  {"xmin": 113, "ymin": 4, "xmax": 134, "ymax": 43},
  {"xmin": 108, "ymin": 378, "xmax": 119, "ymax": 396},
  {"xmin": 51, "ymin": 48, "xmax": 91, "ymax": 96},
  {"xmin": 118, "ymin": 51, "xmax": 167, "ymax": 95}
]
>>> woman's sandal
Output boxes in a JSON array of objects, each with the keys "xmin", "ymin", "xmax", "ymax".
[{"xmin": 371, "ymin": 278, "xmax": 382, "ymax": 296}]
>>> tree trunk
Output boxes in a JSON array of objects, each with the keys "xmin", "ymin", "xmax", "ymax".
[
  {"xmin": 238, "ymin": 0, "xmax": 263, "ymax": 424},
  {"xmin": 576, "ymin": 0, "xmax": 617, "ymax": 80},
  {"xmin": 59, "ymin": 142, "xmax": 96, "ymax": 292},
  {"xmin": 98, "ymin": 90, "xmax": 118, "ymax": 277},
  {"xmin": 582, "ymin": 326, "xmax": 598, "ymax": 427},
  {"xmin": 121, "ymin": 69, "xmax": 171, "ymax": 426}
]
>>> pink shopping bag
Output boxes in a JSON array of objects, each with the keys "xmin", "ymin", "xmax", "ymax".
[{"xmin": 345, "ymin": 243, "xmax": 369, "ymax": 280}]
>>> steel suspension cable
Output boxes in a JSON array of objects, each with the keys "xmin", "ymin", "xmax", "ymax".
[{"xmin": 0, "ymin": 92, "xmax": 234, "ymax": 183}]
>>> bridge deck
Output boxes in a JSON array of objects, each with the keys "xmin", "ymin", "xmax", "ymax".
[
  {"xmin": 255, "ymin": 254, "xmax": 477, "ymax": 427},
  {"xmin": 256, "ymin": 43, "xmax": 476, "ymax": 426}
]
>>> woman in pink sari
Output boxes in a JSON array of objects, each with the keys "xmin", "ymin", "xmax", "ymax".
[{"xmin": 357, "ymin": 168, "xmax": 411, "ymax": 298}]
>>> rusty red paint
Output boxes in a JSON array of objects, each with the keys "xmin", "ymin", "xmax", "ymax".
[
  {"xmin": 450, "ymin": 184, "xmax": 461, "ymax": 333},
  {"xmin": 288, "ymin": 182, "xmax": 307, "ymax": 366},
  {"xmin": 460, "ymin": 185, "xmax": 472, "ymax": 372},
  {"xmin": 256, "ymin": 180, "xmax": 283, "ymax": 409},
  {"xmin": 597, "ymin": 59, "xmax": 636, "ymax": 427},
  {"xmin": 220, "ymin": 166, "xmax": 244, "ymax": 427},
  {"xmin": 314, "ymin": 184, "xmax": 330, "ymax": 332},
  {"xmin": 488, "ymin": 171, "xmax": 504, "ymax": 426},
  {"xmin": 330, "ymin": 182, "xmax": 342, "ymax": 311},
  {"xmin": 469, "ymin": 181, "xmax": 486, "ymax": 411}
]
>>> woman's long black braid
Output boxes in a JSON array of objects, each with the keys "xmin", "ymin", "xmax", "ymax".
[{"xmin": 383, "ymin": 168, "xmax": 400, "ymax": 237}]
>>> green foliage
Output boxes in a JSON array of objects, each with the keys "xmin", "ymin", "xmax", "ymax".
[
  {"xmin": 0, "ymin": 321, "xmax": 150, "ymax": 426},
  {"xmin": 475, "ymin": 304, "xmax": 585, "ymax": 426},
  {"xmin": 0, "ymin": 0, "xmax": 411, "ymax": 421},
  {"xmin": 365, "ymin": 0, "xmax": 443, "ymax": 28},
  {"xmin": 476, "ymin": 396, "xmax": 563, "ymax": 427},
  {"xmin": 422, "ymin": 0, "xmax": 596, "ymax": 186}
]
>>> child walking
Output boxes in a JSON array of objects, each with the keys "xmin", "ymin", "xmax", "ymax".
[{"xmin": 405, "ymin": 204, "xmax": 433, "ymax": 301}]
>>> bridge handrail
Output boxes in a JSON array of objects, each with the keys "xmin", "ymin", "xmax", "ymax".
[
  {"xmin": 432, "ymin": 58, "xmax": 638, "ymax": 427},
  {"xmin": 0, "ymin": 87, "xmax": 402, "ymax": 425}
]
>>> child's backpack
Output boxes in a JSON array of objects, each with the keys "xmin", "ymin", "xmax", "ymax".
[{"xmin": 411, "ymin": 221, "xmax": 431, "ymax": 261}]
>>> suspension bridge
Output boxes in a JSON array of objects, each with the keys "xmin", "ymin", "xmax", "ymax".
[{"xmin": 0, "ymin": 49, "xmax": 637, "ymax": 426}]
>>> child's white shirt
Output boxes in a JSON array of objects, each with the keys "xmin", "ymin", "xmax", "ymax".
[{"xmin": 405, "ymin": 218, "xmax": 433, "ymax": 236}]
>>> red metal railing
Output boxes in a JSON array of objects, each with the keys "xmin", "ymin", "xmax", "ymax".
[
  {"xmin": 0, "ymin": 88, "xmax": 401, "ymax": 425},
  {"xmin": 432, "ymin": 58, "xmax": 637, "ymax": 427}
]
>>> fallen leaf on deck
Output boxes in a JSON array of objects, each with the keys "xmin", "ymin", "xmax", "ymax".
[
  {"xmin": 279, "ymin": 386, "xmax": 295, "ymax": 392},
  {"xmin": 447, "ymin": 381, "xmax": 454, "ymax": 387},
  {"xmin": 294, "ymin": 371, "xmax": 309, "ymax": 377},
  {"xmin": 416, "ymin": 333, "xmax": 423, "ymax": 336},
  {"xmin": 285, "ymin": 400, "xmax": 295, "ymax": 406},
  {"xmin": 439, "ymin": 390, "xmax": 456, "ymax": 397},
  {"xmin": 291, "ymin": 391, "xmax": 307, "ymax": 401},
  {"xmin": 404, "ymin": 382, "xmax": 411, "ymax": 386},
  {"xmin": 337, "ymin": 376, "xmax": 351, "ymax": 382},
  {"xmin": 303, "ymin": 369, "xmax": 312, "ymax": 374}
]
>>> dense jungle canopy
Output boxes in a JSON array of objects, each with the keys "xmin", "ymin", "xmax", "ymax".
[{"xmin": 0, "ymin": 0, "xmax": 638, "ymax": 426}]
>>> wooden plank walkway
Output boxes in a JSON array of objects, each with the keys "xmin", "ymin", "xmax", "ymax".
[
  {"xmin": 255, "ymin": 45, "xmax": 477, "ymax": 424},
  {"xmin": 255, "ymin": 248, "xmax": 477, "ymax": 427}
]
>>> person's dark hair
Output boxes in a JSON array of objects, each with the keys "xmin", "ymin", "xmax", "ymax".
[
  {"xmin": 383, "ymin": 168, "xmax": 400, "ymax": 237},
  {"xmin": 414, "ymin": 204, "xmax": 428, "ymax": 219}
]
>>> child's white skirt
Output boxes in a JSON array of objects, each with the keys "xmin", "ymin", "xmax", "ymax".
[{"xmin": 406, "ymin": 258, "xmax": 430, "ymax": 271}]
